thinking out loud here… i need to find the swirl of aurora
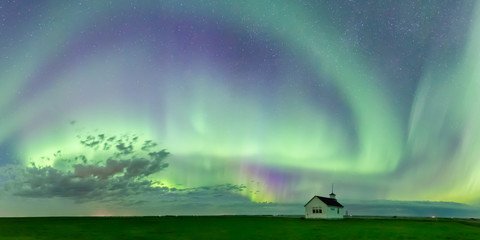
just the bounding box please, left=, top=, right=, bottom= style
left=0, top=0, right=479, bottom=215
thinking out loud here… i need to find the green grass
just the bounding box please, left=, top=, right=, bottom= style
left=0, top=216, right=479, bottom=239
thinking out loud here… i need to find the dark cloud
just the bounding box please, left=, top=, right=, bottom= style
left=115, top=143, right=134, bottom=156
left=141, top=199, right=480, bottom=217
left=71, top=150, right=169, bottom=181
left=342, top=200, right=480, bottom=218
left=0, top=133, right=170, bottom=204
left=141, top=140, right=158, bottom=152
left=1, top=161, right=246, bottom=206
left=80, top=135, right=101, bottom=149
left=2, top=154, right=169, bottom=204
left=78, top=133, right=142, bottom=156
left=0, top=133, right=247, bottom=207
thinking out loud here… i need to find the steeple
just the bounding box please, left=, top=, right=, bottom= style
left=329, top=184, right=336, bottom=199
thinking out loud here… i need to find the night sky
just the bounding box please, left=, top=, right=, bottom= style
left=1, top=0, right=480, bottom=217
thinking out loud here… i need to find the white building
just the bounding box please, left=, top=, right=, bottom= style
left=304, top=191, right=344, bottom=219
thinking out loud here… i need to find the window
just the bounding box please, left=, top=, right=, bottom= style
left=337, top=208, right=339, bottom=214
left=312, top=207, right=322, bottom=214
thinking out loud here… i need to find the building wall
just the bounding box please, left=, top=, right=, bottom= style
left=324, top=205, right=344, bottom=219
left=305, top=198, right=328, bottom=219
left=305, top=197, right=344, bottom=219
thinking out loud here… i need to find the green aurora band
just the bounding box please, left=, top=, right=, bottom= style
left=0, top=1, right=479, bottom=208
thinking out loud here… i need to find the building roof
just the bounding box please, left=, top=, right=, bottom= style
left=304, top=196, right=344, bottom=208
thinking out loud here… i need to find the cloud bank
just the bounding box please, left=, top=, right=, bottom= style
left=0, top=132, right=246, bottom=207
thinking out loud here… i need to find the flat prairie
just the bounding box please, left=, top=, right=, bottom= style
left=0, top=216, right=479, bottom=239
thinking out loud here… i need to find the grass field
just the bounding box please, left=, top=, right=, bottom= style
left=0, top=216, right=479, bottom=239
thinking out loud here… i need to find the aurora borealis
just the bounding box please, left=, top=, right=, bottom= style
left=1, top=0, right=480, bottom=217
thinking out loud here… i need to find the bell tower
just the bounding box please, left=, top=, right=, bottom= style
left=329, top=184, right=336, bottom=199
